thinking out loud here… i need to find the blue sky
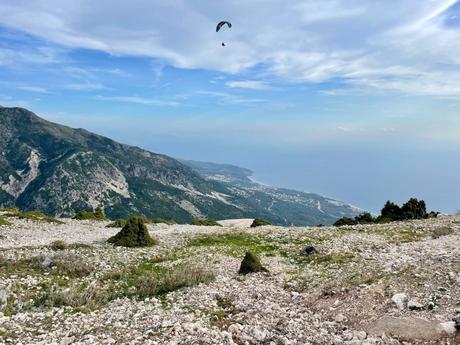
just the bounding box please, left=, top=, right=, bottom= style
left=1, top=0, right=460, bottom=213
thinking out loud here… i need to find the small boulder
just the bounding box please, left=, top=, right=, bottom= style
left=302, top=246, right=318, bottom=256
left=238, top=252, right=268, bottom=275
left=391, top=293, right=408, bottom=310
left=453, top=316, right=460, bottom=331
left=108, top=216, right=158, bottom=247
left=41, top=256, right=53, bottom=268
left=408, top=300, right=424, bottom=310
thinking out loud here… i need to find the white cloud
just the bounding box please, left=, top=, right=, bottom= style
left=197, top=91, right=265, bottom=104
left=1, top=1, right=460, bottom=97
left=226, top=80, right=270, bottom=90
left=16, top=86, right=48, bottom=93
left=65, top=83, right=107, bottom=91
left=94, top=95, right=179, bottom=106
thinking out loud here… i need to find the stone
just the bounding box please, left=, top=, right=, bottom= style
left=452, top=316, right=460, bottom=331
left=407, top=300, right=424, bottom=310
left=437, top=321, right=456, bottom=334
left=41, top=256, right=53, bottom=268
left=335, top=313, right=347, bottom=323
left=391, top=293, right=408, bottom=310
left=302, top=246, right=319, bottom=256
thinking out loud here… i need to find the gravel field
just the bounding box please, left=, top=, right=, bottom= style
left=0, top=214, right=459, bottom=344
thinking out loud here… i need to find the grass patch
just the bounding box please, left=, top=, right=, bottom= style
left=51, top=254, right=94, bottom=277
left=49, top=241, right=91, bottom=251
left=2, top=209, right=63, bottom=224
left=394, top=230, right=429, bottom=243
left=299, top=252, right=355, bottom=266
left=188, top=232, right=285, bottom=257
left=431, top=227, right=454, bottom=239
left=103, top=261, right=214, bottom=299
left=0, top=216, right=11, bottom=226
left=34, top=281, right=109, bottom=311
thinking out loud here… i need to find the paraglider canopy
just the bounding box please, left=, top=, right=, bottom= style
left=216, top=21, right=232, bottom=32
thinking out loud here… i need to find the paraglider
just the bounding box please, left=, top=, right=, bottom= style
left=216, top=21, right=232, bottom=46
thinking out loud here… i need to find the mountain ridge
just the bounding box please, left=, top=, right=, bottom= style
left=0, top=106, right=362, bottom=225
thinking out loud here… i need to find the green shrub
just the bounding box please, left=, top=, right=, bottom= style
left=73, top=206, right=107, bottom=221
left=93, top=205, right=107, bottom=220
left=250, top=219, right=271, bottom=227
left=3, top=210, right=62, bottom=224
left=108, top=216, right=158, bottom=247
left=381, top=201, right=404, bottom=221
left=106, top=219, right=127, bottom=228
left=401, top=198, right=427, bottom=220
left=50, top=240, right=68, bottom=250
left=153, top=218, right=176, bottom=225
left=238, top=251, right=268, bottom=275
left=73, top=210, right=96, bottom=220
left=333, top=217, right=358, bottom=226
left=354, top=212, right=375, bottom=224
left=190, top=219, right=221, bottom=226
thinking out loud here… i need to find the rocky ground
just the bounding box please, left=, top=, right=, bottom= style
left=0, top=213, right=459, bottom=345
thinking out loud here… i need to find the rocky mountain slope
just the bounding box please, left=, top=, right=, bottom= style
left=0, top=106, right=360, bottom=225
left=0, top=214, right=458, bottom=344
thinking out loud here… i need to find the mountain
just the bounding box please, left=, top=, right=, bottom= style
left=0, top=106, right=362, bottom=225
left=181, top=160, right=363, bottom=225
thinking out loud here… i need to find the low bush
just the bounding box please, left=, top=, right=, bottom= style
left=238, top=251, right=268, bottom=275
left=190, top=219, right=221, bottom=226
left=153, top=218, right=176, bottom=225
left=34, top=281, right=108, bottom=310
left=51, top=254, right=94, bottom=277
left=333, top=217, right=358, bottom=226
left=49, top=241, right=91, bottom=250
left=73, top=205, right=107, bottom=221
left=73, top=210, right=96, bottom=220
left=108, top=216, right=158, bottom=247
left=50, top=240, right=67, bottom=250
left=250, top=219, right=271, bottom=227
left=3, top=209, right=62, bottom=224
left=334, top=198, right=438, bottom=227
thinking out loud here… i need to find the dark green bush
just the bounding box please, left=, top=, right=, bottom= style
left=108, top=216, right=158, bottom=247
left=238, top=251, right=268, bottom=275
left=333, top=217, right=358, bottom=226
left=73, top=210, right=96, bottom=220
left=73, top=206, right=107, bottom=221
left=401, top=198, right=427, bottom=220
left=381, top=201, right=404, bottom=221
left=153, top=218, right=176, bottom=225
left=93, top=205, right=107, bottom=220
left=354, top=212, right=375, bottom=224
left=190, top=219, right=221, bottom=226
left=250, top=219, right=271, bottom=227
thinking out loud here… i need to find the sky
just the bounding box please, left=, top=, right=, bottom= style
left=1, top=0, right=460, bottom=213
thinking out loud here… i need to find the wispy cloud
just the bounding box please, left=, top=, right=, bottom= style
left=225, top=80, right=271, bottom=90
left=1, top=1, right=460, bottom=97
left=16, top=85, right=48, bottom=93
left=65, top=83, right=107, bottom=91
left=94, top=95, right=179, bottom=106
left=197, top=91, right=265, bottom=104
